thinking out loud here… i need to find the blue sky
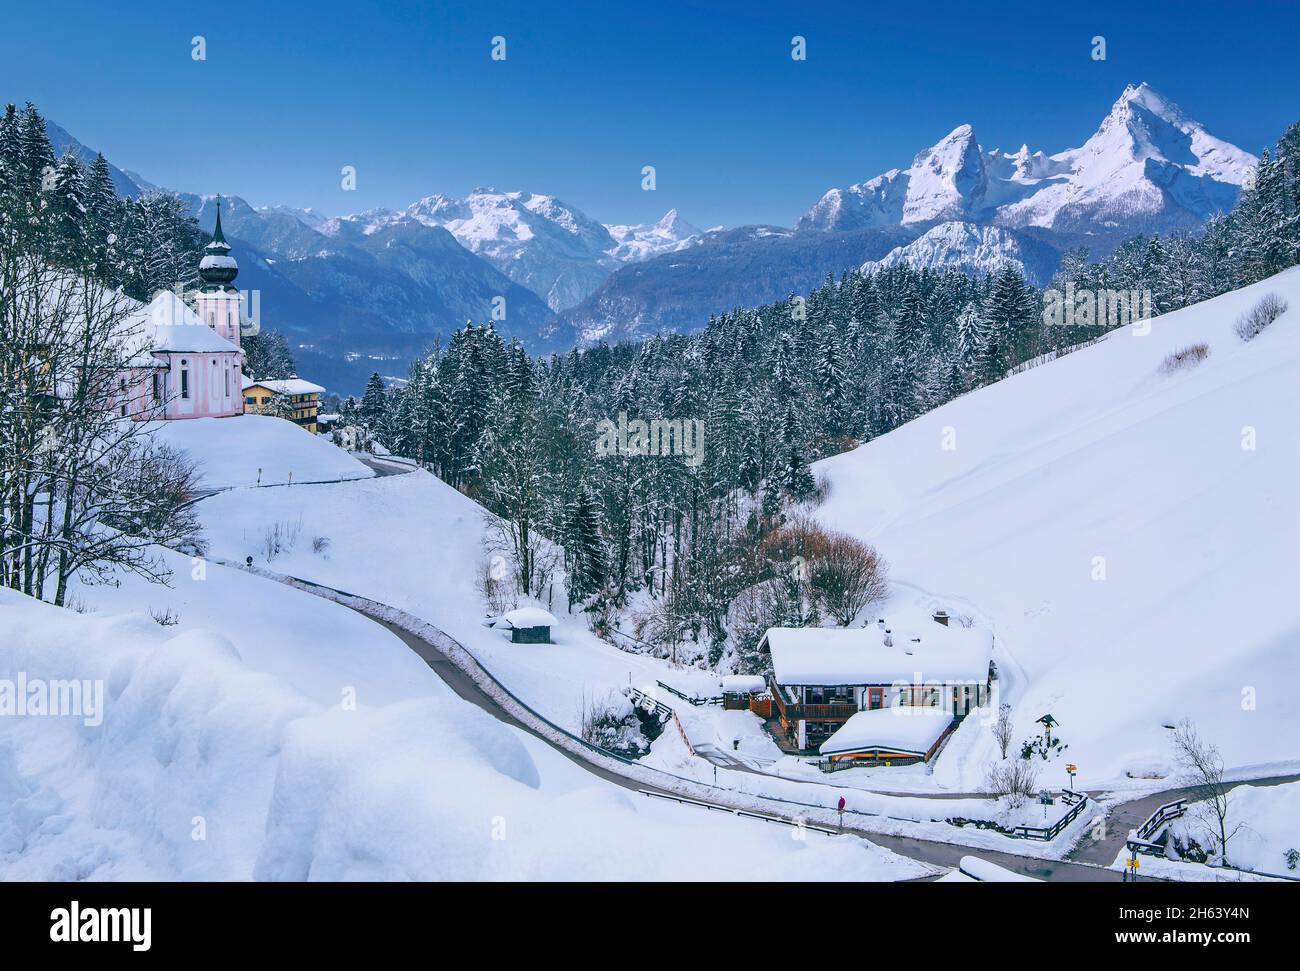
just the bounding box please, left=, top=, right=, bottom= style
left=2, top=0, right=1297, bottom=229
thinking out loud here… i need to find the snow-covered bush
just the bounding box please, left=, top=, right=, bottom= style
left=1235, top=292, right=1288, bottom=341
left=311, top=535, right=332, bottom=557
left=578, top=691, right=650, bottom=758
left=1160, top=342, right=1210, bottom=373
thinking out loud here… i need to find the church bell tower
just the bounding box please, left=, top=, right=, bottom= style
left=192, top=195, right=243, bottom=346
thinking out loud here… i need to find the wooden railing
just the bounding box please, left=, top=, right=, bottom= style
left=1009, top=792, right=1090, bottom=842
left=769, top=688, right=857, bottom=723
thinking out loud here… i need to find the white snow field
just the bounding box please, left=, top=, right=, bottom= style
left=0, top=579, right=927, bottom=881
left=813, top=266, right=1300, bottom=791
left=147, top=414, right=373, bottom=490
left=196, top=470, right=676, bottom=734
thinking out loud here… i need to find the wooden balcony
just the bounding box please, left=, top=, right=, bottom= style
left=769, top=687, right=857, bottom=724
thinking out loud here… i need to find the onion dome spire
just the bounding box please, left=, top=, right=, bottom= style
left=199, top=193, right=239, bottom=290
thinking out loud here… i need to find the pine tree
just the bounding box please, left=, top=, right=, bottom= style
left=48, top=152, right=86, bottom=261
left=358, top=372, right=390, bottom=432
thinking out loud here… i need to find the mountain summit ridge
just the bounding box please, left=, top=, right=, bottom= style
left=800, top=82, right=1256, bottom=238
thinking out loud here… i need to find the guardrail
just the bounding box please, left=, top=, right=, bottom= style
left=639, top=790, right=843, bottom=836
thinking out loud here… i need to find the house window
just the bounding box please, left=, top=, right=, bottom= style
left=152, top=373, right=161, bottom=401
left=245, top=396, right=255, bottom=405
left=224, top=367, right=230, bottom=396
left=180, top=368, right=189, bottom=399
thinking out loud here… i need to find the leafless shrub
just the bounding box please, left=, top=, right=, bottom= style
left=261, top=518, right=302, bottom=562
left=1160, top=342, right=1210, bottom=373
left=1235, top=292, right=1288, bottom=342
left=150, top=606, right=180, bottom=627
left=476, top=551, right=518, bottom=616
left=809, top=473, right=832, bottom=505
left=311, top=535, right=331, bottom=556
left=985, top=757, right=1039, bottom=809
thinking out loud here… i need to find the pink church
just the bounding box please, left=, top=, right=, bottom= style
left=117, top=201, right=248, bottom=420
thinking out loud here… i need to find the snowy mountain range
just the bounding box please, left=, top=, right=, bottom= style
left=312, top=189, right=701, bottom=312
left=802, top=83, right=1256, bottom=240
left=40, top=82, right=1260, bottom=389
left=565, top=83, right=1258, bottom=342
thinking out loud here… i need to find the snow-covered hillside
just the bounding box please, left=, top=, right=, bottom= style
left=812, top=267, right=1300, bottom=788
left=801, top=83, right=1255, bottom=242
left=0, top=557, right=924, bottom=880
left=148, top=415, right=373, bottom=490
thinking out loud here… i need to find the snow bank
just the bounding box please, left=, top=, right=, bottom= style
left=148, top=414, right=373, bottom=489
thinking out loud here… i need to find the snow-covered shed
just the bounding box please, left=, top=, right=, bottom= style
left=485, top=607, right=558, bottom=644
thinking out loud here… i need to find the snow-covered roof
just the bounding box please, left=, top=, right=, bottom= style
left=721, top=675, right=766, bottom=694
left=242, top=377, right=325, bottom=396
left=502, top=607, right=557, bottom=629
left=819, top=706, right=952, bottom=757
left=199, top=254, right=238, bottom=271
left=765, top=608, right=992, bottom=685
left=122, top=290, right=240, bottom=357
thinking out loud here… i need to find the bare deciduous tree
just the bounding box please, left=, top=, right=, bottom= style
left=993, top=703, right=1014, bottom=760
left=1172, top=718, right=1244, bottom=865
left=807, top=533, right=889, bottom=625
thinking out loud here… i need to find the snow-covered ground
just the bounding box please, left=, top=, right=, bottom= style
left=1111, top=781, right=1300, bottom=881
left=195, top=471, right=672, bottom=734
left=148, top=414, right=373, bottom=490
left=0, top=578, right=928, bottom=881
left=814, top=267, right=1300, bottom=792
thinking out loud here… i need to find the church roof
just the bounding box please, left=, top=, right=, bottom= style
left=123, top=290, right=241, bottom=357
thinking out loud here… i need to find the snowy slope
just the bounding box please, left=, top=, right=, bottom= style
left=862, top=221, right=1061, bottom=285
left=147, top=415, right=373, bottom=490
left=195, top=470, right=676, bottom=732
left=0, top=575, right=923, bottom=880
left=812, top=267, right=1300, bottom=788
left=801, top=84, right=1255, bottom=243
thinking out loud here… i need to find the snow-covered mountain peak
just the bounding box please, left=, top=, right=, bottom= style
left=604, top=209, right=703, bottom=262
left=802, top=83, right=1257, bottom=239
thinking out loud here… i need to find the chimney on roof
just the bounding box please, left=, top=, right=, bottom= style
left=933, top=609, right=950, bottom=627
